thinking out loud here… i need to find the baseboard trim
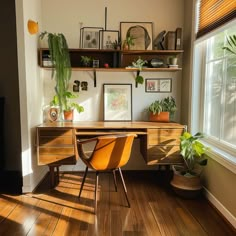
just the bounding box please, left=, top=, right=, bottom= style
left=203, top=187, right=236, bottom=229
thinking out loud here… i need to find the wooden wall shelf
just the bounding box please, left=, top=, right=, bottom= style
left=38, top=48, right=183, bottom=70
left=38, top=48, right=183, bottom=87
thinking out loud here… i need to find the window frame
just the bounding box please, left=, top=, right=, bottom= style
left=192, top=19, right=236, bottom=166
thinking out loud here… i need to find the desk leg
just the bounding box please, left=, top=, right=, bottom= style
left=49, top=165, right=60, bottom=188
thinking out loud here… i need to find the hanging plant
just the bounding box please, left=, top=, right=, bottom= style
left=132, top=57, right=148, bottom=85
left=40, top=31, right=72, bottom=114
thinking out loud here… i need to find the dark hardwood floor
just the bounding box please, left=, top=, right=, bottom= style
left=0, top=171, right=235, bottom=236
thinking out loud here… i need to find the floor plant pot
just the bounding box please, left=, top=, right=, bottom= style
left=149, top=112, right=169, bottom=122
left=170, top=165, right=202, bottom=198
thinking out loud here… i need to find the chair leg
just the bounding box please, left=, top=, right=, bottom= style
left=95, top=171, right=99, bottom=213
left=112, top=169, right=118, bottom=192
left=78, top=166, right=88, bottom=198
left=118, top=168, right=130, bottom=208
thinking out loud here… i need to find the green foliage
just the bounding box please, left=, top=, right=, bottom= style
left=50, top=91, right=84, bottom=113
left=180, top=132, right=209, bottom=176
left=40, top=31, right=72, bottom=113
left=222, top=34, right=236, bottom=55
left=124, top=35, right=135, bottom=47
left=148, top=96, right=177, bottom=117
left=80, top=56, right=92, bottom=66
left=132, top=57, right=148, bottom=85
left=132, top=57, right=148, bottom=70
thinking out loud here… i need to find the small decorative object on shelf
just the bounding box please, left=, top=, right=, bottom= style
left=93, top=59, right=99, bottom=68
left=42, top=54, right=52, bottom=67
left=150, top=58, right=164, bottom=68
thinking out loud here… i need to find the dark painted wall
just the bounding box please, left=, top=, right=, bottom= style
left=0, top=1, right=22, bottom=193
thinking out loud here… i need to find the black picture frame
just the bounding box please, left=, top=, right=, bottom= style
left=99, top=30, right=119, bottom=49
left=120, top=21, right=153, bottom=50
left=103, top=83, right=132, bottom=121
left=80, top=27, right=103, bottom=49
left=145, top=78, right=172, bottom=93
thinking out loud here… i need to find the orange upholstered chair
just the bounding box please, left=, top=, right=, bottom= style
left=77, top=134, right=136, bottom=213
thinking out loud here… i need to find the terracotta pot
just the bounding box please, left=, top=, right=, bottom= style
left=149, top=112, right=169, bottom=122
left=123, top=42, right=129, bottom=50
left=64, top=110, right=74, bottom=121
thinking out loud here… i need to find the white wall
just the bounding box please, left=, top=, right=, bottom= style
left=15, top=0, right=47, bottom=192
left=41, top=0, right=184, bottom=123
left=40, top=0, right=184, bottom=171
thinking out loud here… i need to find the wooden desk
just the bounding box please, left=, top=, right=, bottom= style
left=36, top=121, right=185, bottom=187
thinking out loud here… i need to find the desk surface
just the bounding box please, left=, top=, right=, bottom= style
left=38, top=121, right=185, bottom=129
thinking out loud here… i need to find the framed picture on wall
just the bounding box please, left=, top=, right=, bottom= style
left=120, top=21, right=153, bottom=50
left=80, top=27, right=103, bottom=49
left=103, top=84, right=132, bottom=121
left=145, top=78, right=172, bottom=92
left=99, top=30, right=119, bottom=49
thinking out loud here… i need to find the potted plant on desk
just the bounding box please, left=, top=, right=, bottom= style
left=50, top=91, right=84, bottom=121
left=148, top=96, right=177, bottom=122
left=170, top=132, right=209, bottom=198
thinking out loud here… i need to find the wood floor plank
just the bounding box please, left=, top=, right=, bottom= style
left=177, top=196, right=236, bottom=236
left=0, top=195, right=18, bottom=223
left=0, top=171, right=235, bottom=236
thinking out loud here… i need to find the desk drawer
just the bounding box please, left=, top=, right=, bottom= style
left=38, top=155, right=76, bottom=165
left=37, top=127, right=77, bottom=166
left=146, top=145, right=182, bottom=165
left=148, top=129, right=183, bottom=145
left=39, top=147, right=75, bottom=155
left=39, top=129, right=73, bottom=136
left=39, top=136, right=73, bottom=146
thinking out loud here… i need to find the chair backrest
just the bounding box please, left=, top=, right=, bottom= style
left=79, top=134, right=136, bottom=170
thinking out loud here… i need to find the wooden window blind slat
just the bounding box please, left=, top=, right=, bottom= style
left=197, top=0, right=236, bottom=38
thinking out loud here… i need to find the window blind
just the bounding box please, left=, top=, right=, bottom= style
left=197, top=0, right=236, bottom=38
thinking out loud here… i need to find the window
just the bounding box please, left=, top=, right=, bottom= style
left=195, top=23, right=236, bottom=155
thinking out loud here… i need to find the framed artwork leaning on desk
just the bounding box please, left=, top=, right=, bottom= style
left=103, top=83, right=132, bottom=121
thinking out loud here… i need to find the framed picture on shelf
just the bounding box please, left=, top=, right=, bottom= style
left=120, top=21, right=153, bottom=50
left=103, top=84, right=132, bottom=121
left=99, top=30, right=119, bottom=49
left=145, top=78, right=172, bottom=93
left=80, top=27, right=103, bottom=49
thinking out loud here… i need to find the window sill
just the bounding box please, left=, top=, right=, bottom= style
left=204, top=143, right=236, bottom=174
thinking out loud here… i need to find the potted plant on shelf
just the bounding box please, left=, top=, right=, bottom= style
left=148, top=96, right=177, bottom=122
left=40, top=31, right=72, bottom=120
left=170, top=132, right=209, bottom=198
left=80, top=56, right=93, bottom=67
left=50, top=91, right=84, bottom=121
left=132, top=57, right=148, bottom=85
left=123, top=35, right=135, bottom=50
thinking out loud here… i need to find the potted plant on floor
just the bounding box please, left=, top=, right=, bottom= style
left=148, top=96, right=177, bottom=122
left=40, top=31, right=72, bottom=120
left=50, top=91, right=84, bottom=121
left=170, top=132, right=209, bottom=198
